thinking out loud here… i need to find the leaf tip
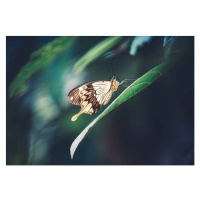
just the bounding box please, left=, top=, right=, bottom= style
left=70, top=145, right=75, bottom=159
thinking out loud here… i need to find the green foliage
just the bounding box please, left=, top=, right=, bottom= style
left=8, top=36, right=185, bottom=161
left=70, top=57, right=180, bottom=159
left=73, top=36, right=124, bottom=73
left=9, top=36, right=76, bottom=98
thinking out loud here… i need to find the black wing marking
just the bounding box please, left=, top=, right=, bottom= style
left=68, top=81, right=95, bottom=106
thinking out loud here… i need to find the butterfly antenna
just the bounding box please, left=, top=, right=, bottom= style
left=110, top=62, right=113, bottom=77
left=109, top=63, right=123, bottom=82
left=116, top=75, right=121, bottom=82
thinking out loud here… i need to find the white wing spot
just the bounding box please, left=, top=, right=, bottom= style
left=70, top=96, right=73, bottom=100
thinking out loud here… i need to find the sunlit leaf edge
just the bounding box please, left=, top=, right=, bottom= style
left=70, top=57, right=179, bottom=159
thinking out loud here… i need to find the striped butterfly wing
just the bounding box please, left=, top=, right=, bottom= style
left=68, top=80, right=111, bottom=116
left=68, top=81, right=95, bottom=106
left=90, top=81, right=112, bottom=114
left=102, top=90, right=113, bottom=105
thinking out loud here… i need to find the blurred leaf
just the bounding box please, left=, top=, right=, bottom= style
left=9, top=36, right=76, bottom=98
left=103, top=37, right=133, bottom=59
left=73, top=36, right=124, bottom=74
left=163, top=36, right=175, bottom=47
left=70, top=56, right=180, bottom=159
left=163, top=36, right=177, bottom=58
left=129, top=36, right=153, bottom=56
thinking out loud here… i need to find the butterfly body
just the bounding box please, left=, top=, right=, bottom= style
left=68, top=76, right=119, bottom=121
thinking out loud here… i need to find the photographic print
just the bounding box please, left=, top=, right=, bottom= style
left=6, top=36, right=194, bottom=165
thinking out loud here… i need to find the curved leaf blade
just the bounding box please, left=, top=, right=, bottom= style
left=70, top=57, right=179, bottom=159
left=73, top=36, right=124, bottom=74
left=9, top=36, right=76, bottom=98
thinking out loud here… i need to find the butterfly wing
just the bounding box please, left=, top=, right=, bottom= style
left=68, top=81, right=112, bottom=121
left=102, top=90, right=113, bottom=105
left=91, top=81, right=111, bottom=113
left=68, top=81, right=95, bottom=106
left=68, top=87, right=81, bottom=106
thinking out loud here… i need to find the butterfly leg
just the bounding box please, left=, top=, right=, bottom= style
left=119, top=79, right=136, bottom=85
left=120, top=84, right=129, bottom=88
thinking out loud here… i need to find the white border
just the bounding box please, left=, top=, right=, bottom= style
left=1, top=0, right=199, bottom=200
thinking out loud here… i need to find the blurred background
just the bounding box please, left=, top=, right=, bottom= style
left=6, top=36, right=194, bottom=165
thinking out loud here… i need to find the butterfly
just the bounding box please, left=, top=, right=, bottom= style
left=68, top=76, right=122, bottom=121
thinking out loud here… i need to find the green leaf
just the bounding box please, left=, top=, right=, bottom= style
left=70, top=57, right=179, bottom=159
left=9, top=36, right=76, bottom=98
left=73, top=36, right=124, bottom=74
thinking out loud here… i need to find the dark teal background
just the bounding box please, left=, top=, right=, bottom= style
left=6, top=36, right=194, bottom=165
